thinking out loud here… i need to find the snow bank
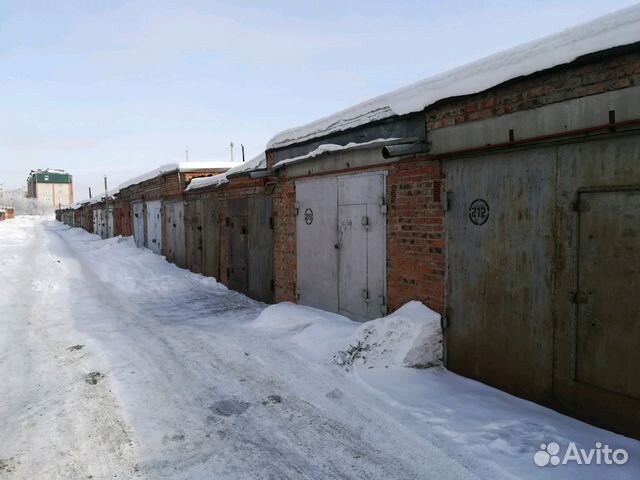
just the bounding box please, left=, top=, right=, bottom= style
left=267, top=5, right=640, bottom=150
left=186, top=152, right=267, bottom=191
left=335, top=301, right=443, bottom=369
left=250, top=300, right=442, bottom=368
left=273, top=138, right=400, bottom=168
left=250, top=302, right=358, bottom=361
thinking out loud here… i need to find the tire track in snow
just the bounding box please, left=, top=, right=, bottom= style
left=0, top=218, right=141, bottom=480
left=49, top=221, right=480, bottom=480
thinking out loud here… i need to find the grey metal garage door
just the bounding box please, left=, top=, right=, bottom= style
left=444, top=148, right=556, bottom=401
left=296, top=172, right=387, bottom=321
left=132, top=202, right=145, bottom=248
left=575, top=188, right=640, bottom=400
left=202, top=198, right=221, bottom=279
left=145, top=200, right=162, bottom=254
left=163, top=200, right=186, bottom=268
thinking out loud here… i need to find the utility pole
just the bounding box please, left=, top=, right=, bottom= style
left=230, top=142, right=234, bottom=162
left=89, top=187, right=92, bottom=199
left=104, top=176, right=109, bottom=238
left=241, top=144, right=246, bottom=162
left=185, top=149, right=189, bottom=162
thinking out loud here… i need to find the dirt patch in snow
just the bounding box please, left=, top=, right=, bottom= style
left=67, top=344, right=84, bottom=352
left=209, top=399, right=250, bottom=417
left=262, top=395, right=282, bottom=405
left=0, top=457, right=15, bottom=474
left=85, top=371, right=104, bottom=385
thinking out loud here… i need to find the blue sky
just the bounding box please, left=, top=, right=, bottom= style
left=1, top=0, right=638, bottom=199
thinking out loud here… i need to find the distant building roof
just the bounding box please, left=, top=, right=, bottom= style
left=29, top=169, right=73, bottom=184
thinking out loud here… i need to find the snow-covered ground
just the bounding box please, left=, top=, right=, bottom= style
left=1, top=216, right=638, bottom=479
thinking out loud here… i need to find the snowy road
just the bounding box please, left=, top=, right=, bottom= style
left=1, top=217, right=639, bottom=480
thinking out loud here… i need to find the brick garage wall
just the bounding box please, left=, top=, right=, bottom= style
left=387, top=158, right=445, bottom=313
left=165, top=171, right=225, bottom=199
left=427, top=50, right=640, bottom=130
left=273, top=175, right=297, bottom=303
left=270, top=156, right=446, bottom=314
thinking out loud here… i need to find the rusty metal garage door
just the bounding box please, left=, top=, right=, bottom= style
left=132, top=202, right=145, bottom=248
left=202, top=198, right=221, bottom=279
left=163, top=200, right=186, bottom=268
left=228, top=199, right=248, bottom=294
left=225, top=197, right=274, bottom=302
left=574, top=188, right=640, bottom=399
left=444, top=148, right=556, bottom=401
left=185, top=199, right=203, bottom=273
left=248, top=196, right=274, bottom=303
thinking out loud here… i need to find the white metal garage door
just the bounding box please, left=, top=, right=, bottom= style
left=296, top=172, right=387, bottom=321
left=132, top=202, right=145, bottom=248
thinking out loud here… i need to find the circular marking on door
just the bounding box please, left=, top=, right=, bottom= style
left=468, top=199, right=490, bottom=225
left=304, top=208, right=314, bottom=225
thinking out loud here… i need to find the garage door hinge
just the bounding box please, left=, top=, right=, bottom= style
left=445, top=191, right=453, bottom=212
left=269, top=217, right=274, bottom=229
left=379, top=295, right=388, bottom=314
left=295, top=202, right=300, bottom=216
left=378, top=196, right=387, bottom=214
left=296, top=289, right=300, bottom=301
left=270, top=280, right=275, bottom=292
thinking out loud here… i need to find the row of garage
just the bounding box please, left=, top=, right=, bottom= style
left=57, top=16, right=640, bottom=439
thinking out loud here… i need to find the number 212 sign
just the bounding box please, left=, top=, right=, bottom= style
left=468, top=199, right=490, bottom=225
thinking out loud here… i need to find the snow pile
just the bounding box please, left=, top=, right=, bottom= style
left=250, top=302, right=358, bottom=361
left=250, top=300, right=442, bottom=369
left=268, top=4, right=640, bottom=149
left=273, top=138, right=400, bottom=168
left=335, top=301, right=443, bottom=369
left=186, top=152, right=267, bottom=191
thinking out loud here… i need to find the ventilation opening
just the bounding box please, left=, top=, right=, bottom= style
left=390, top=185, right=397, bottom=207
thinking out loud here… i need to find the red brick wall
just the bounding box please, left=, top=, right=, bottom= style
left=387, top=158, right=445, bottom=313
left=273, top=177, right=297, bottom=302
left=113, top=201, right=132, bottom=237
left=427, top=50, right=640, bottom=130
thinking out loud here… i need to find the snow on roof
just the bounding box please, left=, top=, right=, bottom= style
left=117, top=161, right=236, bottom=193
left=273, top=138, right=401, bottom=168
left=73, top=161, right=235, bottom=206
left=186, top=153, right=267, bottom=191
left=267, top=5, right=640, bottom=150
